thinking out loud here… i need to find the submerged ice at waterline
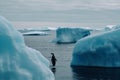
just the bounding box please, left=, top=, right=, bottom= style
left=71, top=29, right=120, bottom=67
left=0, top=16, right=54, bottom=80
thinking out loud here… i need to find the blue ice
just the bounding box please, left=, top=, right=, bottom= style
left=71, top=29, right=120, bottom=67
left=0, top=16, right=54, bottom=80
left=55, top=27, right=90, bottom=43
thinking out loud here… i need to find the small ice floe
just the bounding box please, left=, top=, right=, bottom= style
left=23, top=31, right=49, bottom=36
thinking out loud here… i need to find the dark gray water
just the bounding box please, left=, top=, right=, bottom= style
left=24, top=30, right=120, bottom=80
left=24, top=31, right=75, bottom=80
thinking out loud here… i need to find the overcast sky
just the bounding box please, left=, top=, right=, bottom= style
left=0, top=0, right=120, bottom=27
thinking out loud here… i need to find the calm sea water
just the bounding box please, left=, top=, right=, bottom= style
left=24, top=30, right=120, bottom=80
left=24, top=31, right=75, bottom=80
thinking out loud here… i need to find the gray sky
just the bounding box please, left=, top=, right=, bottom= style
left=0, top=0, right=120, bottom=27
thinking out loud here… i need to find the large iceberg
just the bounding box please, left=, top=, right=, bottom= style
left=71, top=29, right=120, bottom=67
left=0, top=16, right=54, bottom=80
left=54, top=27, right=90, bottom=43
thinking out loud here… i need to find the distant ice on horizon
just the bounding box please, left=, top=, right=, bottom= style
left=104, top=25, right=120, bottom=31
left=22, top=31, right=48, bottom=36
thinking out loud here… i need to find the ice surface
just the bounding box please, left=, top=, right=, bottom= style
left=0, top=16, right=54, bottom=80
left=23, top=31, right=48, bottom=36
left=71, top=29, right=120, bottom=67
left=54, top=27, right=90, bottom=43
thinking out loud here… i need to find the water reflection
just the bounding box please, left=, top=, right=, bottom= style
left=71, top=66, right=120, bottom=80
left=51, top=67, right=56, bottom=75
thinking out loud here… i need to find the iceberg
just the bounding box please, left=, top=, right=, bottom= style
left=54, top=27, right=90, bottom=43
left=23, top=31, right=48, bottom=36
left=0, top=16, right=54, bottom=80
left=71, top=29, right=120, bottom=67
left=104, top=25, right=120, bottom=31
left=18, top=27, right=56, bottom=33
